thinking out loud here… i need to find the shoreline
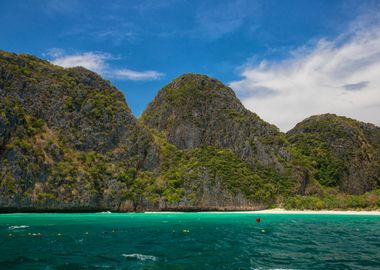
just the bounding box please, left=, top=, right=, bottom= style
left=145, top=208, right=380, bottom=215
left=1, top=208, right=380, bottom=215
left=250, top=208, right=380, bottom=215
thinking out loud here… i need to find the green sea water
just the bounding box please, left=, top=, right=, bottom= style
left=0, top=213, right=379, bottom=269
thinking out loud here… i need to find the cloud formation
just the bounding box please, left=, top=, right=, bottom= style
left=230, top=25, right=380, bottom=131
left=112, top=69, right=164, bottom=80
left=50, top=52, right=109, bottom=74
left=49, top=51, right=164, bottom=81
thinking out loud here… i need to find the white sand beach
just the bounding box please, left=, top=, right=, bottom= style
left=252, top=208, right=380, bottom=215
left=145, top=209, right=380, bottom=215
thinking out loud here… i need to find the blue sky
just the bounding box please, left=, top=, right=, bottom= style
left=1, top=0, right=379, bottom=130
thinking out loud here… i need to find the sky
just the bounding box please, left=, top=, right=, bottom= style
left=1, top=0, right=379, bottom=131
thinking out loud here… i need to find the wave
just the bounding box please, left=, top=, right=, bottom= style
left=91, top=264, right=113, bottom=269
left=99, top=211, right=112, bottom=214
left=122, top=253, right=157, bottom=261
left=8, top=225, right=30, bottom=230
left=252, top=268, right=298, bottom=270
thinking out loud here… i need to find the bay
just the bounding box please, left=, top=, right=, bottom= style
left=1, top=213, right=379, bottom=269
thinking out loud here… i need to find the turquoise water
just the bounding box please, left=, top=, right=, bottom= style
left=0, top=213, right=379, bottom=269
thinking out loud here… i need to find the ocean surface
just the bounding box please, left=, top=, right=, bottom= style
left=0, top=213, right=379, bottom=270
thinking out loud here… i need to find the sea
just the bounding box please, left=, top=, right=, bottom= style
left=0, top=212, right=379, bottom=269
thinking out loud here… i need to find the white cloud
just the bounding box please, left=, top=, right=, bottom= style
left=49, top=51, right=164, bottom=81
left=113, top=69, right=164, bottom=80
left=51, top=52, right=110, bottom=74
left=230, top=25, right=380, bottom=131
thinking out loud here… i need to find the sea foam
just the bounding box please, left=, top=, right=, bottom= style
left=8, top=225, right=30, bottom=230
left=122, top=253, right=158, bottom=261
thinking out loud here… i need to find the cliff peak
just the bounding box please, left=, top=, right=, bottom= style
left=141, top=73, right=303, bottom=190
left=0, top=51, right=158, bottom=211
left=287, top=113, right=380, bottom=194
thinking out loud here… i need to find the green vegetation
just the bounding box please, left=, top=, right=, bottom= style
left=287, top=114, right=380, bottom=195
left=287, top=131, right=345, bottom=186
left=148, top=127, right=291, bottom=206
left=284, top=190, right=380, bottom=210
left=1, top=51, right=379, bottom=211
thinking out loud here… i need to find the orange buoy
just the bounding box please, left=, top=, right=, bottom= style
left=256, top=217, right=261, bottom=223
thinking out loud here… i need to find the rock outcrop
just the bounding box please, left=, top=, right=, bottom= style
left=0, top=50, right=158, bottom=211
left=141, top=74, right=307, bottom=185
left=0, top=51, right=379, bottom=211
left=287, top=114, right=380, bottom=194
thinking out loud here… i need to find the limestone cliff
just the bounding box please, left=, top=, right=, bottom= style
left=287, top=114, right=380, bottom=194
left=141, top=74, right=307, bottom=192
left=1, top=51, right=379, bottom=211
left=0, top=50, right=158, bottom=211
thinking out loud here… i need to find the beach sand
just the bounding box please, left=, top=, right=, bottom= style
left=145, top=208, right=380, bottom=215
left=252, top=208, right=380, bottom=215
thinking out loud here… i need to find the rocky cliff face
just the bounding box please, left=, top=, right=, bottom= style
left=0, top=51, right=158, bottom=211
left=141, top=74, right=302, bottom=179
left=143, top=129, right=281, bottom=211
left=287, top=114, right=380, bottom=194
left=1, top=51, right=379, bottom=211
